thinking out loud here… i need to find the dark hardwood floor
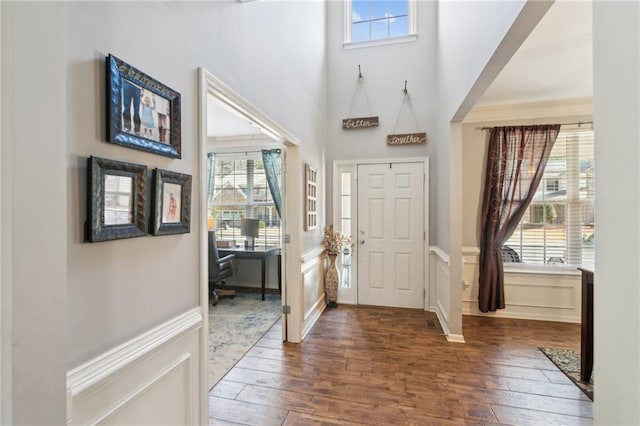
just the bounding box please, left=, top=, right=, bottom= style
left=209, top=305, right=592, bottom=425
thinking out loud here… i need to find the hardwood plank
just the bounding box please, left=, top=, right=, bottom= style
left=491, top=404, right=592, bottom=425
left=236, top=384, right=469, bottom=425
left=542, top=369, right=575, bottom=385
left=210, top=380, right=246, bottom=399
left=445, top=384, right=593, bottom=418
left=209, top=396, right=288, bottom=426
left=227, top=364, right=489, bottom=422
left=283, top=411, right=368, bottom=425
left=209, top=418, right=247, bottom=426
left=255, top=336, right=284, bottom=349
left=208, top=306, right=593, bottom=425
left=406, top=371, right=589, bottom=401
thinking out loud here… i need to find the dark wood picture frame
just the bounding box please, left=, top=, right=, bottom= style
left=106, top=54, right=181, bottom=158
left=86, top=156, right=148, bottom=242
left=151, top=168, right=192, bottom=236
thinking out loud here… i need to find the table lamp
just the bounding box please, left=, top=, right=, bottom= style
left=240, top=218, right=260, bottom=249
left=207, top=215, right=216, bottom=232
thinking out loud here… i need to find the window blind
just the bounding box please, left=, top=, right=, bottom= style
left=504, top=124, right=594, bottom=266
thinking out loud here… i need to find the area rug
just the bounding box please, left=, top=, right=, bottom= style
left=208, top=290, right=281, bottom=390
left=540, top=347, right=593, bottom=400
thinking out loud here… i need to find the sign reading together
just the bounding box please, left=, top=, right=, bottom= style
left=387, top=132, right=427, bottom=146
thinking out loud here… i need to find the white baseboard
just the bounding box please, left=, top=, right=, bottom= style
left=434, top=304, right=449, bottom=336
left=66, top=308, right=203, bottom=425
left=445, top=334, right=466, bottom=343
left=302, top=296, right=325, bottom=340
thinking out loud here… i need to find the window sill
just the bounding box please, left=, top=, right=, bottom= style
left=343, top=34, right=417, bottom=50
left=503, top=263, right=581, bottom=276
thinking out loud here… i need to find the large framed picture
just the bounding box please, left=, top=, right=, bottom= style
left=86, top=156, right=148, bottom=242
left=151, top=168, right=192, bottom=236
left=106, top=54, right=181, bottom=158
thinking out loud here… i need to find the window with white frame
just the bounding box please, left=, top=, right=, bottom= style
left=345, top=0, right=417, bottom=46
left=333, top=163, right=357, bottom=305
left=339, top=171, right=353, bottom=289
left=210, top=154, right=281, bottom=247
left=504, top=125, right=594, bottom=267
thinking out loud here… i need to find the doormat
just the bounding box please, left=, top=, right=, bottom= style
left=539, top=347, right=593, bottom=401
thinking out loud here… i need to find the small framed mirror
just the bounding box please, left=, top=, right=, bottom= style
left=86, top=156, right=148, bottom=242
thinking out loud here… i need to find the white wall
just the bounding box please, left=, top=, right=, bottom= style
left=434, top=0, right=526, bottom=253
left=434, top=0, right=552, bottom=338
left=593, top=2, right=640, bottom=424
left=4, top=1, right=327, bottom=423
left=3, top=3, right=68, bottom=424
left=325, top=0, right=436, bottom=220
left=64, top=0, right=326, bottom=363
left=326, top=2, right=435, bottom=161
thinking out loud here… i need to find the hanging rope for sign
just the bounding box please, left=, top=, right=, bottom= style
left=387, top=80, right=427, bottom=145
left=342, top=65, right=379, bottom=129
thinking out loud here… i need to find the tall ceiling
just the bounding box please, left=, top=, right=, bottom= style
left=208, top=1, right=593, bottom=136
left=475, top=1, right=593, bottom=107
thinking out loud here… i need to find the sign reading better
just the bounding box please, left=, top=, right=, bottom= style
left=342, top=116, right=379, bottom=129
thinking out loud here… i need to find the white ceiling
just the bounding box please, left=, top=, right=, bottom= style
left=207, top=94, right=265, bottom=138
left=475, top=1, right=593, bottom=107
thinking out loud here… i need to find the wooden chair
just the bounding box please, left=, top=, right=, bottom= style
left=208, top=231, right=236, bottom=305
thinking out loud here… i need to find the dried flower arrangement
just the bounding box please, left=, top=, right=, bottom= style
left=322, top=225, right=353, bottom=256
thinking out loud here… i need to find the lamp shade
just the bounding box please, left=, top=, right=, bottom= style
left=240, top=218, right=260, bottom=238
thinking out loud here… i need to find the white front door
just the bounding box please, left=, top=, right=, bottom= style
left=357, top=162, right=424, bottom=308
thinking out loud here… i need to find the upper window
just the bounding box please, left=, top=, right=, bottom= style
left=504, top=125, right=595, bottom=267
left=345, top=0, right=417, bottom=48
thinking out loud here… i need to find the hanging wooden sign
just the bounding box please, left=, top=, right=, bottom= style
left=387, top=132, right=427, bottom=145
left=342, top=116, right=379, bottom=130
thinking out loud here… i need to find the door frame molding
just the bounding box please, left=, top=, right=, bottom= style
left=198, top=68, right=303, bottom=423
left=332, top=157, right=429, bottom=309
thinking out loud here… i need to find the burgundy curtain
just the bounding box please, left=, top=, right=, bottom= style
left=478, top=125, right=560, bottom=312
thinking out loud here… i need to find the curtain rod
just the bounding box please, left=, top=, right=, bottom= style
left=212, top=149, right=264, bottom=156
left=475, top=121, right=593, bottom=131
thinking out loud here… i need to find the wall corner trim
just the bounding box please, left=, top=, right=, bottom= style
left=67, top=307, right=202, bottom=398
left=434, top=304, right=465, bottom=343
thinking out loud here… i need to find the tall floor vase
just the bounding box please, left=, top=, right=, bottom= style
left=325, top=254, right=339, bottom=308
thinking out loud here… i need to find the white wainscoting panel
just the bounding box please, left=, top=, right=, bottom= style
left=429, top=247, right=453, bottom=338
left=66, top=308, right=203, bottom=425
left=301, top=247, right=326, bottom=339
left=462, top=247, right=582, bottom=323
